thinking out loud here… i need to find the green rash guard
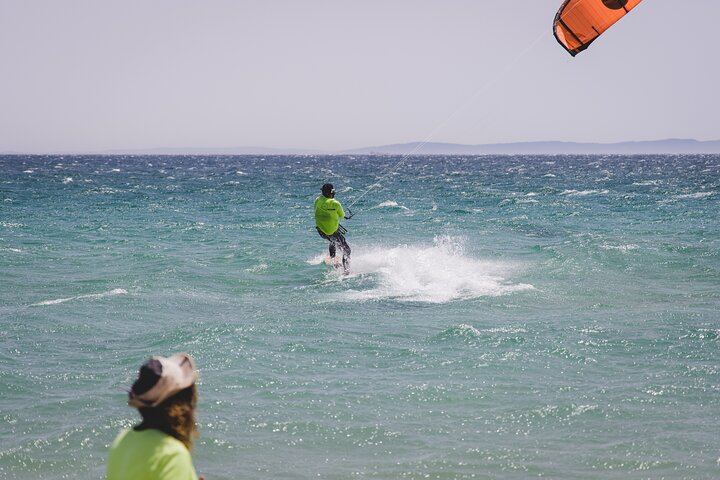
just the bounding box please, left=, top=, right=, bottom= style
left=107, top=428, right=198, bottom=480
left=314, top=196, right=345, bottom=235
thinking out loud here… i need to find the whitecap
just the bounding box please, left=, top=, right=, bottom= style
left=675, top=192, right=713, bottom=199
left=32, top=288, right=128, bottom=307
left=483, top=326, right=528, bottom=334
left=376, top=200, right=409, bottom=210
left=560, top=189, right=608, bottom=196
left=456, top=323, right=483, bottom=336
left=246, top=263, right=268, bottom=273
left=570, top=404, right=599, bottom=416
left=599, top=243, right=639, bottom=252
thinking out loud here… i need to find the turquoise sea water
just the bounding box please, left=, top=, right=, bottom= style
left=1, top=154, right=718, bottom=479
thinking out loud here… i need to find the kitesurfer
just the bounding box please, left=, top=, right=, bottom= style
left=314, top=183, right=352, bottom=272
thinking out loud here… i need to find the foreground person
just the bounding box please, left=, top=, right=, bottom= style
left=107, top=353, right=202, bottom=480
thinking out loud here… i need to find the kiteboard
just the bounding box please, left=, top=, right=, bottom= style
left=323, top=255, right=343, bottom=268
left=323, top=255, right=351, bottom=276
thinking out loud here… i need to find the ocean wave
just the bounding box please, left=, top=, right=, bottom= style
left=674, top=192, right=714, bottom=200
left=679, top=328, right=719, bottom=341
left=441, top=323, right=483, bottom=339
left=246, top=263, right=268, bottom=273
left=376, top=200, right=409, bottom=210
left=483, top=326, right=528, bottom=335
left=560, top=189, right=609, bottom=197
left=433, top=324, right=529, bottom=345
left=1, top=222, right=24, bottom=228
left=529, top=403, right=600, bottom=419
left=599, top=243, right=639, bottom=252
left=31, top=288, right=128, bottom=307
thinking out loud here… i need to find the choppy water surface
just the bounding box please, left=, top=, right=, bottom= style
left=1, top=155, right=719, bottom=479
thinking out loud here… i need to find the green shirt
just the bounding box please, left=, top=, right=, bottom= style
left=314, top=196, right=345, bottom=235
left=107, top=428, right=198, bottom=480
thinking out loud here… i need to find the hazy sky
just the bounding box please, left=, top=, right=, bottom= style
left=1, top=1, right=718, bottom=153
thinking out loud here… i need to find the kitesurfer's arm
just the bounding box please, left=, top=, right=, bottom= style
left=335, top=201, right=346, bottom=220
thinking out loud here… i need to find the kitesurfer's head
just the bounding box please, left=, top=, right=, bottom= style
left=321, top=183, right=335, bottom=198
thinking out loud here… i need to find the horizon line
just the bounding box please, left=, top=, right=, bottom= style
left=3, top=138, right=720, bottom=156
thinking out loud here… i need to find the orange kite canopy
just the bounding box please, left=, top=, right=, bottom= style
left=553, top=0, right=643, bottom=56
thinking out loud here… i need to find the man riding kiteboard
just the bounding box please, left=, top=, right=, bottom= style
left=314, top=183, right=352, bottom=273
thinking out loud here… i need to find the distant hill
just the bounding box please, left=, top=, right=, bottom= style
left=99, top=146, right=321, bottom=156
left=111, top=139, right=720, bottom=155
left=3, top=139, right=720, bottom=156
left=341, top=139, right=720, bottom=155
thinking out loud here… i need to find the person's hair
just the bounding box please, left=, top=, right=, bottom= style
left=135, top=384, right=199, bottom=450
left=321, top=183, right=334, bottom=197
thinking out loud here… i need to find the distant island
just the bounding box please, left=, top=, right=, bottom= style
left=3, top=139, right=720, bottom=156
left=340, top=139, right=720, bottom=155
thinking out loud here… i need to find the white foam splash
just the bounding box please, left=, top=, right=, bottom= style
left=307, top=254, right=327, bottom=266
left=32, top=288, right=128, bottom=306
left=334, top=236, right=533, bottom=303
